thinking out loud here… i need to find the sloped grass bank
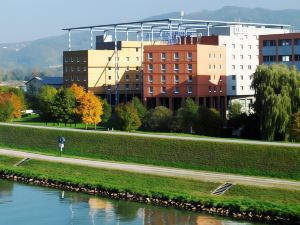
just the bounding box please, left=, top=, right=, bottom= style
left=0, top=155, right=299, bottom=224
left=0, top=125, right=300, bottom=180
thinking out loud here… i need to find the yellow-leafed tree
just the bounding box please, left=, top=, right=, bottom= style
left=69, top=84, right=86, bottom=126
left=10, top=93, right=22, bottom=119
left=79, top=91, right=103, bottom=129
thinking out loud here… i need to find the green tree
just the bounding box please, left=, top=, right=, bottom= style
left=252, top=64, right=300, bottom=141
left=115, top=103, right=141, bottom=131
left=288, top=110, right=300, bottom=142
left=196, top=107, right=224, bottom=137
left=37, top=85, right=57, bottom=124
left=143, top=106, right=173, bottom=132
left=172, top=98, right=199, bottom=133
left=100, top=98, right=112, bottom=127
left=50, top=89, right=75, bottom=126
left=228, top=101, right=242, bottom=119
left=131, top=97, right=146, bottom=121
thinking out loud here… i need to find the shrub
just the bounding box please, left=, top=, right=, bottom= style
left=196, top=107, right=223, bottom=136
left=115, top=103, right=141, bottom=131
left=143, top=106, right=173, bottom=132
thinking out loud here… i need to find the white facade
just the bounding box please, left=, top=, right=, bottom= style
left=201, top=25, right=289, bottom=113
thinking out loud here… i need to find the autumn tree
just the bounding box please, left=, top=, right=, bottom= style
left=79, top=91, right=103, bottom=129
left=115, top=103, right=141, bottom=131
left=10, top=93, right=22, bottom=118
left=69, top=84, right=86, bottom=126
left=0, top=93, right=14, bottom=122
left=252, top=64, right=300, bottom=141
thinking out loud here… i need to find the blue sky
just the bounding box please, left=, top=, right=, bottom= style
left=1, top=0, right=300, bottom=43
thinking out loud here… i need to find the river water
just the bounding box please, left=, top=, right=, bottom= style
left=0, top=179, right=269, bottom=225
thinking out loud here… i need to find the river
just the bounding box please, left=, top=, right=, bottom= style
left=0, top=179, right=271, bottom=225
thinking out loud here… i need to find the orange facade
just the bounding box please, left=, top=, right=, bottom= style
left=143, top=43, right=227, bottom=113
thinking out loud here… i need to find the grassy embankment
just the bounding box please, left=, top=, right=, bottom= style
left=0, top=155, right=299, bottom=221
left=0, top=125, right=300, bottom=181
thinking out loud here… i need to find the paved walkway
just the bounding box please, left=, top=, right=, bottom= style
left=1, top=148, right=300, bottom=191
left=1, top=122, right=300, bottom=147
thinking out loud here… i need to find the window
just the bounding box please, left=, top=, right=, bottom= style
left=240, top=65, right=244, bottom=70
left=125, top=74, right=129, bottom=81
left=240, top=44, right=244, bottom=49
left=188, top=75, right=192, bottom=83
left=220, top=86, right=222, bottom=93
left=77, top=66, right=80, bottom=72
left=161, top=52, right=166, bottom=60
left=64, top=57, right=69, bottom=63
left=108, top=67, right=111, bottom=70
left=174, top=52, right=179, bottom=60
left=240, top=55, right=244, bottom=59
left=232, top=54, right=236, bottom=59
left=232, top=75, right=236, bottom=80
left=64, top=67, right=68, bottom=73
left=125, top=84, right=129, bottom=90
left=149, top=86, right=153, bottom=94
left=219, top=65, right=222, bottom=70
left=214, top=86, right=217, bottom=93
left=248, top=55, right=252, bottom=60
left=148, top=75, right=153, bottom=83
left=279, top=55, right=291, bottom=62
left=161, top=75, right=166, bottom=83
left=77, top=57, right=80, bottom=63
left=108, top=76, right=111, bottom=80
left=136, top=84, right=139, bottom=89
left=175, top=86, right=179, bottom=94
left=126, top=66, right=129, bottom=71
left=295, top=55, right=300, bottom=61
left=209, top=65, right=211, bottom=70
left=279, top=39, right=292, bottom=46
left=248, top=65, right=252, bottom=70
left=241, top=75, right=244, bottom=80
left=161, top=64, right=166, bottom=73
left=208, top=86, right=212, bottom=92
left=108, top=57, right=111, bottom=61
left=263, top=40, right=276, bottom=47
left=148, top=53, right=153, bottom=61
left=83, top=66, right=87, bottom=72
left=187, top=52, right=192, bottom=60
left=263, top=55, right=276, bottom=62
left=136, top=66, right=139, bottom=71
left=175, top=75, right=179, bottom=83
left=188, top=64, right=192, bottom=72
left=188, top=86, right=192, bottom=94
left=248, top=45, right=252, bottom=49
left=241, top=86, right=244, bottom=91
left=148, top=64, right=153, bottom=73
left=219, top=54, right=222, bottom=59
left=174, top=64, right=179, bottom=72
left=136, top=57, right=139, bottom=61
left=136, top=74, right=139, bottom=80
left=232, top=44, right=235, bottom=49
left=70, top=57, right=73, bottom=62
left=107, top=85, right=111, bottom=91
left=295, top=39, right=300, bottom=46
left=232, top=65, right=236, bottom=70
left=71, top=66, right=74, bottom=72
left=232, top=86, right=236, bottom=91
left=126, top=57, right=130, bottom=62
left=162, top=86, right=166, bottom=94
left=136, top=48, right=139, bottom=52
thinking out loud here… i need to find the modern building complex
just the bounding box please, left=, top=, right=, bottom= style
left=143, top=42, right=227, bottom=114
left=64, top=39, right=150, bottom=104
left=199, top=25, right=289, bottom=113
left=62, top=18, right=291, bottom=114
left=259, top=32, right=300, bottom=70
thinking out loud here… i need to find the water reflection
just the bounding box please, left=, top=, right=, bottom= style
left=0, top=179, right=265, bottom=225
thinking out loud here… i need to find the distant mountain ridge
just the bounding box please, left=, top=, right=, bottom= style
left=1, top=6, right=300, bottom=80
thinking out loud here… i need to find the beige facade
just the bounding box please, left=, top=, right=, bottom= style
left=63, top=41, right=154, bottom=103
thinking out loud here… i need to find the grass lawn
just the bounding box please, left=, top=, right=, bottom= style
left=0, top=124, right=300, bottom=181
left=0, top=155, right=299, bottom=220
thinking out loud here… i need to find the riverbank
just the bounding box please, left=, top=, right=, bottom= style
left=0, top=155, right=299, bottom=224
left=0, top=124, right=300, bottom=180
